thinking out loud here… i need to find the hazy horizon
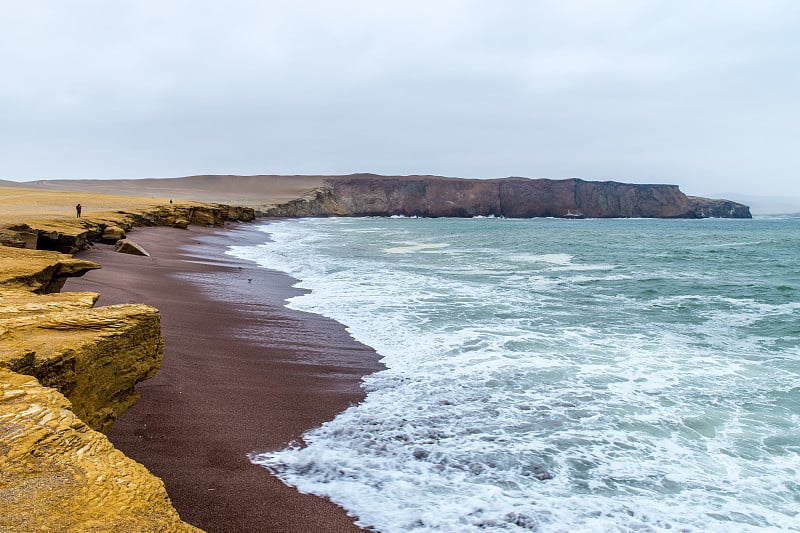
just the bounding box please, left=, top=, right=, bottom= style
left=2, top=1, right=799, bottom=200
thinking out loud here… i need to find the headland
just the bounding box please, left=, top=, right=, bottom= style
left=8, top=173, right=752, bottom=219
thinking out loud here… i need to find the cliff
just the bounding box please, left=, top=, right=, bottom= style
left=687, top=196, right=754, bottom=218
left=0, top=248, right=197, bottom=532
left=0, top=369, right=199, bottom=532
left=0, top=191, right=254, bottom=532
left=0, top=202, right=255, bottom=254
left=263, top=174, right=752, bottom=218
left=0, top=258, right=163, bottom=432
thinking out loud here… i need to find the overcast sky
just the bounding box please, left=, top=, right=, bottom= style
left=1, top=1, right=798, bottom=198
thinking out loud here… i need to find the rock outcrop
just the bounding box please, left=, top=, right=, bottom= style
left=263, top=174, right=752, bottom=219
left=0, top=246, right=101, bottom=294
left=124, top=203, right=256, bottom=228
left=687, top=196, right=753, bottom=218
left=100, top=225, right=126, bottom=243
left=0, top=369, right=199, bottom=533
left=0, top=247, right=195, bottom=531
left=0, top=288, right=163, bottom=432
left=0, top=223, right=39, bottom=249
left=0, top=202, right=255, bottom=254
left=0, top=195, right=256, bottom=532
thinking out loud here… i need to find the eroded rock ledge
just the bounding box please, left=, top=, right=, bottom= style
left=0, top=201, right=250, bottom=532
left=0, top=203, right=255, bottom=253
left=0, top=369, right=199, bottom=532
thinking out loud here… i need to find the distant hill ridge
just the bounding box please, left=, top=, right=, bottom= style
left=2, top=174, right=752, bottom=218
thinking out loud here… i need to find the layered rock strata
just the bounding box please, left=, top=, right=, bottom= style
left=0, top=369, right=200, bottom=532
left=0, top=202, right=254, bottom=254
left=263, top=174, right=752, bottom=218
left=0, top=246, right=101, bottom=294
left=0, top=198, right=253, bottom=532
left=0, top=290, right=163, bottom=432
left=0, top=246, right=197, bottom=532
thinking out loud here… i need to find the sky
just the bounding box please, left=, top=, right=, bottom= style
left=1, top=0, right=799, bottom=199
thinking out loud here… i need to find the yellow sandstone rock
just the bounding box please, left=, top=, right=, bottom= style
left=0, top=246, right=101, bottom=294
left=0, top=368, right=200, bottom=533
left=0, top=292, right=164, bottom=432
left=0, top=187, right=248, bottom=532
left=100, top=225, right=126, bottom=243
left=0, top=185, right=254, bottom=253
left=0, top=250, right=196, bottom=531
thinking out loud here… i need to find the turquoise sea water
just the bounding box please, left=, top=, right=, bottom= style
left=229, top=217, right=800, bottom=532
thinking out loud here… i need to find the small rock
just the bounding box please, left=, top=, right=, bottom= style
left=412, top=447, right=429, bottom=460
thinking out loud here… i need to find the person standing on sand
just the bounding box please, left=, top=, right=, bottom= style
left=75, top=203, right=82, bottom=218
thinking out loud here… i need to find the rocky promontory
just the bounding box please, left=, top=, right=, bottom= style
left=263, top=174, right=752, bottom=219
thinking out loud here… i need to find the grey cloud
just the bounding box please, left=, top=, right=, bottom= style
left=1, top=0, right=799, bottom=199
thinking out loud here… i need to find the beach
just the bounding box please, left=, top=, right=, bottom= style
left=64, top=222, right=383, bottom=532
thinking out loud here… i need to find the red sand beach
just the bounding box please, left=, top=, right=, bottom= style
left=65, top=223, right=383, bottom=533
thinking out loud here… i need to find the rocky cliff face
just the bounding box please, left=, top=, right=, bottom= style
left=0, top=285, right=164, bottom=432
left=0, top=245, right=200, bottom=532
left=0, top=199, right=252, bottom=532
left=687, top=196, right=753, bottom=218
left=1, top=369, right=200, bottom=533
left=0, top=203, right=255, bottom=254
left=264, top=174, right=751, bottom=219
left=498, top=178, right=697, bottom=218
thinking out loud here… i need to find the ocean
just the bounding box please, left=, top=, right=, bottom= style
left=228, top=216, right=800, bottom=533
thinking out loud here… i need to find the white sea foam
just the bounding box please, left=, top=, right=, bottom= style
left=509, top=253, right=573, bottom=265
left=383, top=242, right=451, bottom=254
left=231, top=217, right=800, bottom=532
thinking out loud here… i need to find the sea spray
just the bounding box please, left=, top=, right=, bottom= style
left=231, top=216, right=800, bottom=532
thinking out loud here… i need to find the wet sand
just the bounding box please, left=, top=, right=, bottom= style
left=65, top=222, right=383, bottom=533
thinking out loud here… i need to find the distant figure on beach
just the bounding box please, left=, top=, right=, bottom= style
left=75, top=203, right=82, bottom=218
left=169, top=199, right=173, bottom=204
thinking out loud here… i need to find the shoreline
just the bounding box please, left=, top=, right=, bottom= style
left=65, top=222, right=383, bottom=532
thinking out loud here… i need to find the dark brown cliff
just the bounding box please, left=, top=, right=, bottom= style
left=264, top=174, right=751, bottom=219
left=686, top=196, right=753, bottom=218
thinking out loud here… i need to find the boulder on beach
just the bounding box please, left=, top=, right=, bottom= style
left=114, top=239, right=149, bottom=257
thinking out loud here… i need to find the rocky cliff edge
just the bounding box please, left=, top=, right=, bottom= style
left=0, top=195, right=253, bottom=532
